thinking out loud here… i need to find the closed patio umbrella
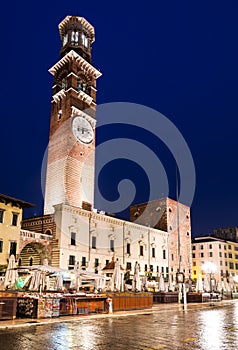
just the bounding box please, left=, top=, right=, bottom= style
left=113, top=258, right=121, bottom=291
left=159, top=273, right=165, bottom=292
left=195, top=274, right=203, bottom=293
left=134, top=261, right=141, bottom=292
left=4, top=255, right=18, bottom=289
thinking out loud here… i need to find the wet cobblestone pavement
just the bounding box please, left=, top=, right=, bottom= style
left=1, top=301, right=238, bottom=349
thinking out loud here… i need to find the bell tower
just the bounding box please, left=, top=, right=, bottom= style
left=44, top=15, right=102, bottom=214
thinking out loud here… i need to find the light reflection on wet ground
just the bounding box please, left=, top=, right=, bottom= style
left=1, top=302, right=238, bottom=349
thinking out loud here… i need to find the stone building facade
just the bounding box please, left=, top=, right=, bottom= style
left=130, top=197, right=192, bottom=279
left=0, top=193, right=33, bottom=266
left=192, top=236, right=238, bottom=285
left=213, top=227, right=238, bottom=243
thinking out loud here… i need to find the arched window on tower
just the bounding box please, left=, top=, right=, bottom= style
left=63, top=33, right=68, bottom=46
left=81, top=33, right=88, bottom=48
left=75, top=31, right=79, bottom=45
left=71, top=31, right=76, bottom=45
left=77, top=79, right=90, bottom=95
left=77, top=79, right=82, bottom=91
left=62, top=78, right=67, bottom=90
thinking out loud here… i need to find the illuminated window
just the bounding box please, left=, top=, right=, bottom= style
left=75, top=31, right=79, bottom=45
left=71, top=31, right=75, bottom=44
left=126, top=262, right=131, bottom=270
left=63, top=33, right=68, bottom=46
left=62, top=78, right=67, bottom=90
left=82, top=33, right=88, bottom=48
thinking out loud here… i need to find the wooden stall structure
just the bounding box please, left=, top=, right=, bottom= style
left=0, top=291, right=18, bottom=320
left=60, top=295, right=107, bottom=316
left=106, top=292, right=153, bottom=311
left=17, top=294, right=108, bottom=319
left=153, top=292, right=178, bottom=303
left=17, top=296, right=60, bottom=319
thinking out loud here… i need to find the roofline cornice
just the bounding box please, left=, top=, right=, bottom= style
left=48, top=50, right=102, bottom=79
left=58, top=16, right=95, bottom=42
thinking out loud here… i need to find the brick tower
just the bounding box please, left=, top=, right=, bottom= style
left=44, top=16, right=102, bottom=214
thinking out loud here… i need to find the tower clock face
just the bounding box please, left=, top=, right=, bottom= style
left=72, top=116, right=94, bottom=144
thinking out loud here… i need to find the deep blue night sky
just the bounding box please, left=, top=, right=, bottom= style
left=0, top=1, right=237, bottom=236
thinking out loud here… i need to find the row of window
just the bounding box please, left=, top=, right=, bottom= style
left=0, top=209, right=19, bottom=226
left=193, top=244, right=238, bottom=251
left=71, top=233, right=167, bottom=258
left=68, top=255, right=169, bottom=274
left=193, top=252, right=238, bottom=259
left=62, top=32, right=89, bottom=48
left=60, top=78, right=91, bottom=95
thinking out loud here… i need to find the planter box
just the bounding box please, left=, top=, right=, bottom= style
left=153, top=292, right=178, bottom=303
left=0, top=291, right=18, bottom=320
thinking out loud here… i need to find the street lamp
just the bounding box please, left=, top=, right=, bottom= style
left=202, top=262, right=217, bottom=293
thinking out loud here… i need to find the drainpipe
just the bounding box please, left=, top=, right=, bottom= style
left=148, top=229, right=150, bottom=271
left=88, top=212, right=92, bottom=269
left=123, top=221, right=125, bottom=265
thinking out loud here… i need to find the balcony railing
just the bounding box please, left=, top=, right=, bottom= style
left=20, top=229, right=52, bottom=242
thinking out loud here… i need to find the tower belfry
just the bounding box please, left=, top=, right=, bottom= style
left=44, top=15, right=102, bottom=214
